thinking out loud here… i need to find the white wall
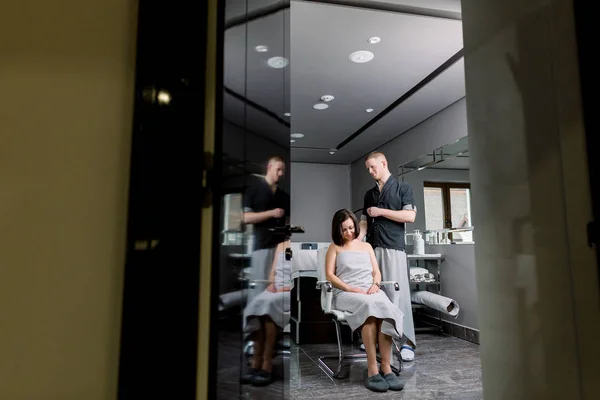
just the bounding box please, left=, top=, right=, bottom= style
left=0, top=1, right=137, bottom=399
left=350, top=98, right=468, bottom=211
left=291, top=162, right=352, bottom=243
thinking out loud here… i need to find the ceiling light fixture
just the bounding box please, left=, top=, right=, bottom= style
left=157, top=90, right=171, bottom=105
left=349, top=50, right=374, bottom=64
left=291, top=139, right=296, bottom=143
left=365, top=108, right=374, bottom=113
left=368, top=37, right=381, bottom=44
left=320, top=95, right=335, bottom=102
left=291, top=133, right=304, bottom=139
left=267, top=56, right=289, bottom=69
left=255, top=45, right=268, bottom=52
left=313, top=103, right=329, bottom=110
left=329, top=151, right=336, bottom=155
left=284, top=112, right=291, bottom=117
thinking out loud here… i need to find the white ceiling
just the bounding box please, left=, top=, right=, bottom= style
left=222, top=0, right=466, bottom=164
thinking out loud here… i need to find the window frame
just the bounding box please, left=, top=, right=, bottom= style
left=423, top=181, right=471, bottom=229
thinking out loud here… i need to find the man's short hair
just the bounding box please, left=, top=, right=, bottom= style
left=268, top=156, right=286, bottom=164
left=365, top=151, right=386, bottom=162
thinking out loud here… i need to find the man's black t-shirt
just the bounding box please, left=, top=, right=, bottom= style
left=243, top=176, right=290, bottom=250
left=362, top=176, right=415, bottom=252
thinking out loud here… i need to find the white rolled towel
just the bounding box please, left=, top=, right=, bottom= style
left=411, top=291, right=460, bottom=317
left=219, top=289, right=249, bottom=311
left=410, top=267, right=429, bottom=276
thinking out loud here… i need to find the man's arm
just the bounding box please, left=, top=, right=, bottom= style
left=367, top=183, right=417, bottom=223
left=243, top=209, right=275, bottom=225
left=378, top=208, right=416, bottom=223
left=358, top=193, right=370, bottom=241
left=381, top=182, right=417, bottom=223
left=359, top=217, right=368, bottom=241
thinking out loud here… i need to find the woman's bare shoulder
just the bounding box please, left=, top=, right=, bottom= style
left=357, top=241, right=373, bottom=251
left=326, top=243, right=339, bottom=254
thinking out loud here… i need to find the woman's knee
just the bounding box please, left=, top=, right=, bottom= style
left=363, top=316, right=377, bottom=326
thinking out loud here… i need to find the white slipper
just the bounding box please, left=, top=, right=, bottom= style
left=400, top=345, right=415, bottom=361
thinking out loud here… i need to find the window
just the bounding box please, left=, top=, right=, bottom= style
left=423, top=182, right=473, bottom=242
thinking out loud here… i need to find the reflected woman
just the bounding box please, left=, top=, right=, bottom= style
left=326, top=209, right=404, bottom=392
left=241, top=239, right=291, bottom=386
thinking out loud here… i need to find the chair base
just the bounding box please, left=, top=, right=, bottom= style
left=318, top=319, right=403, bottom=379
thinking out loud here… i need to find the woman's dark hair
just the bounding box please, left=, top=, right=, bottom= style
left=331, top=209, right=359, bottom=246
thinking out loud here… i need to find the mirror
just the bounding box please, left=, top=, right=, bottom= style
left=216, top=0, right=290, bottom=399
left=399, top=136, right=473, bottom=244
left=397, top=135, right=480, bottom=352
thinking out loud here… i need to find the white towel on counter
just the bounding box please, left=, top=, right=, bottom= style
left=409, top=267, right=436, bottom=283
left=411, top=291, right=460, bottom=317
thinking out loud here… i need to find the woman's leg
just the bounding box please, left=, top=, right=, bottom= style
left=377, top=319, right=393, bottom=375
left=261, top=318, right=278, bottom=372
left=361, top=316, right=379, bottom=377
left=251, top=318, right=265, bottom=370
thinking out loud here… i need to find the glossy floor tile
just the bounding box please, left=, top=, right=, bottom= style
left=217, top=330, right=482, bottom=399
left=290, top=334, right=483, bottom=399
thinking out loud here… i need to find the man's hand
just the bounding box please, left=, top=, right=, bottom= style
left=271, top=208, right=285, bottom=219
left=266, top=283, right=277, bottom=293
left=367, top=207, right=384, bottom=218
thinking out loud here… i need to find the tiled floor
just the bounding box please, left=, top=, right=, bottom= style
left=290, top=334, right=483, bottom=400
left=216, top=331, right=483, bottom=399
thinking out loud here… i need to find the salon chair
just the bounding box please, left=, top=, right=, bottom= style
left=243, top=278, right=291, bottom=362
left=315, top=248, right=403, bottom=378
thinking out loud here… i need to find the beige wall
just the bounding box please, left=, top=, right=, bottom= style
left=0, top=1, right=138, bottom=399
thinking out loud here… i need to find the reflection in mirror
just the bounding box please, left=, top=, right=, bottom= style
left=216, top=0, right=290, bottom=398
left=399, top=136, right=473, bottom=243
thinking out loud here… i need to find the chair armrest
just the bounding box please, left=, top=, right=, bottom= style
left=381, top=281, right=400, bottom=291
left=315, top=281, right=333, bottom=313
left=315, top=281, right=333, bottom=291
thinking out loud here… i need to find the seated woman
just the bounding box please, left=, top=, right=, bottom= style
left=241, top=239, right=291, bottom=387
left=326, top=209, right=404, bottom=392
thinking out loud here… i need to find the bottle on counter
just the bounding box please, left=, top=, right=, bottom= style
left=413, top=229, right=425, bottom=255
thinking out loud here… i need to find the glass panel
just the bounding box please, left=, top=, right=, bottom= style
left=450, top=187, right=473, bottom=242
left=424, top=187, right=445, bottom=230
left=217, top=0, right=290, bottom=398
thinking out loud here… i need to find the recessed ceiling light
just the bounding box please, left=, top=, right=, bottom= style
left=368, top=37, right=381, bottom=44
left=365, top=108, right=374, bottom=113
left=349, top=50, right=374, bottom=63
left=320, top=95, right=335, bottom=102
left=291, top=133, right=304, bottom=138
left=284, top=112, right=291, bottom=117
left=267, top=56, right=288, bottom=68
left=291, top=139, right=296, bottom=143
left=313, top=103, right=329, bottom=110
left=255, top=45, right=268, bottom=52
left=329, top=151, right=336, bottom=155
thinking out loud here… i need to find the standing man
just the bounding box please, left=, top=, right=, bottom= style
left=359, top=151, right=417, bottom=362
left=243, top=156, right=290, bottom=295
